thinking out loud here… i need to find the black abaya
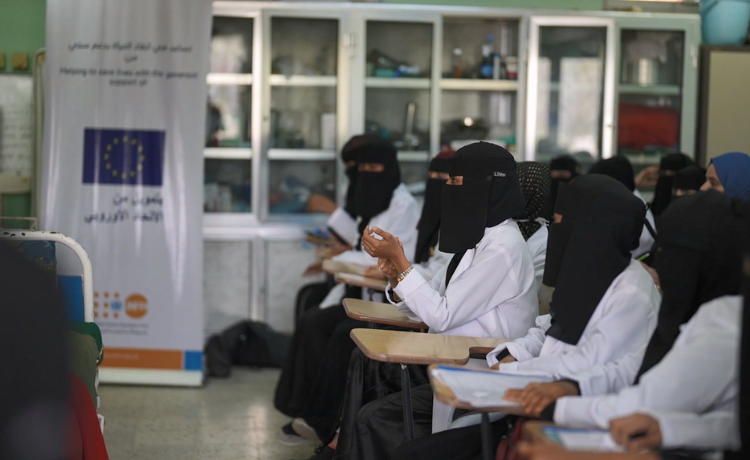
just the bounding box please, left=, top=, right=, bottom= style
left=274, top=304, right=351, bottom=417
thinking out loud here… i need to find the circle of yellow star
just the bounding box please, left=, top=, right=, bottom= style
left=103, top=136, right=147, bottom=182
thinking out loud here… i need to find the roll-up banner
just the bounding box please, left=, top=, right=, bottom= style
left=42, top=0, right=211, bottom=386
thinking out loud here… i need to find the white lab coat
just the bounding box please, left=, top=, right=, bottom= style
left=554, top=296, right=742, bottom=451
left=414, top=248, right=451, bottom=282
left=320, top=184, right=420, bottom=308
left=633, top=189, right=656, bottom=259
left=525, top=225, right=548, bottom=298
left=486, top=260, right=661, bottom=380
left=386, top=219, right=538, bottom=339
left=328, top=207, right=359, bottom=246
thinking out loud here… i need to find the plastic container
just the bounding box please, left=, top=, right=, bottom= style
left=701, top=0, right=750, bottom=45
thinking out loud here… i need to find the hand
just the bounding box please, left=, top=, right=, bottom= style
left=364, top=265, right=387, bottom=280
left=490, top=353, right=517, bottom=369
left=610, top=413, right=663, bottom=452
left=319, top=240, right=352, bottom=259
left=639, top=262, right=661, bottom=295
left=502, top=381, right=579, bottom=417
left=306, top=193, right=338, bottom=214
left=361, top=227, right=410, bottom=272
left=378, top=258, right=400, bottom=288
left=303, top=261, right=323, bottom=277
left=635, top=166, right=660, bottom=189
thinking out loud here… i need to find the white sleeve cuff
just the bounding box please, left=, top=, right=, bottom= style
left=485, top=343, right=511, bottom=367
left=553, top=396, right=600, bottom=428
left=393, top=268, right=428, bottom=300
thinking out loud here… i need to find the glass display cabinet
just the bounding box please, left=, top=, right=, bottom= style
left=205, top=2, right=700, bottom=332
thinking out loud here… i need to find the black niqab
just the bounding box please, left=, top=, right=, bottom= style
left=544, top=175, right=645, bottom=345
left=543, top=155, right=580, bottom=220
left=588, top=156, right=636, bottom=192
left=414, top=151, right=452, bottom=264
left=354, top=138, right=401, bottom=220
left=650, top=153, right=693, bottom=216
left=634, top=191, right=747, bottom=381
left=440, top=142, right=525, bottom=285
left=515, top=162, right=551, bottom=241
left=672, top=165, right=706, bottom=193
left=341, top=135, right=380, bottom=219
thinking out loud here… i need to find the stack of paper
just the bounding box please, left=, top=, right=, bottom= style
left=542, top=426, right=623, bottom=452
left=323, top=259, right=369, bottom=276
left=430, top=366, right=553, bottom=408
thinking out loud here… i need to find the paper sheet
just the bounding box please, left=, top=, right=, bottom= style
left=431, top=366, right=553, bottom=408
left=543, top=426, right=624, bottom=452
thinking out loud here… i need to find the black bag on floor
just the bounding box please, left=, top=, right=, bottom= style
left=205, top=320, right=292, bottom=377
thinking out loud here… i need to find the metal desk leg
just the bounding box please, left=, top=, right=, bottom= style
left=401, top=364, right=415, bottom=440
left=481, top=412, right=492, bottom=460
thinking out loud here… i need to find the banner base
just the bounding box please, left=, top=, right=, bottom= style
left=100, top=368, right=203, bottom=387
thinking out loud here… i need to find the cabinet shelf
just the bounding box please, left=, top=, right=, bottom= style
left=204, top=148, right=253, bottom=160
left=268, top=149, right=336, bottom=160
left=619, top=84, right=681, bottom=96
left=398, top=151, right=430, bottom=162
left=440, top=79, right=519, bottom=91
left=269, top=75, right=338, bottom=87
left=207, top=73, right=254, bottom=85
left=366, top=77, right=431, bottom=89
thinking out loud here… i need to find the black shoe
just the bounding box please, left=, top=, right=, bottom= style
left=279, top=421, right=309, bottom=446
left=299, top=444, right=334, bottom=460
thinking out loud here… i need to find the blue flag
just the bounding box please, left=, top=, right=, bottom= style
left=82, top=128, right=165, bottom=186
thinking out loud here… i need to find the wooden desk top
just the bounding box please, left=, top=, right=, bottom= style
left=350, top=328, right=505, bottom=366
left=428, top=364, right=526, bottom=414
left=343, top=298, right=427, bottom=330
left=336, top=273, right=388, bottom=292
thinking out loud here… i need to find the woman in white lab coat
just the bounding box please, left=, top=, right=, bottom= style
left=522, top=192, right=748, bottom=453
left=390, top=174, right=661, bottom=460
left=275, top=138, right=420, bottom=424
left=514, top=161, right=550, bottom=298
left=308, top=142, right=538, bottom=460
left=279, top=150, right=456, bottom=446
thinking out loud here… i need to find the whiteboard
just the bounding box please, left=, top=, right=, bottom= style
left=0, top=75, right=34, bottom=176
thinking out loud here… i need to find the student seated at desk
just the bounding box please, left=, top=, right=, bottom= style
left=303, top=142, right=538, bottom=460
left=506, top=193, right=748, bottom=455
left=514, top=162, right=551, bottom=298
left=277, top=149, right=455, bottom=446
left=390, top=174, right=660, bottom=460
left=588, top=157, right=656, bottom=260
left=275, top=137, right=420, bottom=424
left=700, top=151, right=750, bottom=201
left=306, top=135, right=379, bottom=248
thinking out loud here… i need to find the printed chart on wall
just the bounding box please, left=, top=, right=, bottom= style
left=42, top=0, right=212, bottom=385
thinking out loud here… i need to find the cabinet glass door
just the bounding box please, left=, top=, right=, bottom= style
left=441, top=17, right=522, bottom=159
left=526, top=18, right=616, bottom=170
left=265, top=15, right=341, bottom=216
left=362, top=16, right=439, bottom=193
left=617, top=29, right=686, bottom=167
left=205, top=15, right=254, bottom=214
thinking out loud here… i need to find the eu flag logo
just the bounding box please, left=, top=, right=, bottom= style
left=82, top=128, right=165, bottom=186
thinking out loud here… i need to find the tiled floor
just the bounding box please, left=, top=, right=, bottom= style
left=100, top=368, right=317, bottom=460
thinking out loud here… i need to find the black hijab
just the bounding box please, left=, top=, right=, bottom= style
left=544, top=155, right=580, bottom=220
left=515, top=162, right=551, bottom=241
left=440, top=142, right=525, bottom=285
left=588, top=156, right=636, bottom=192
left=354, top=138, right=401, bottom=221
left=341, top=134, right=380, bottom=219
left=650, top=153, right=693, bottom=216
left=414, top=150, right=453, bottom=264
left=672, top=165, right=706, bottom=194
left=544, top=175, right=645, bottom=345
left=634, top=191, right=747, bottom=381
